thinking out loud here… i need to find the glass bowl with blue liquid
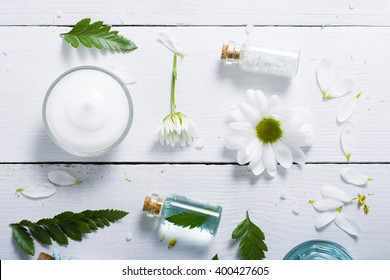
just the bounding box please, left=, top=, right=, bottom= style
left=283, top=240, right=353, bottom=260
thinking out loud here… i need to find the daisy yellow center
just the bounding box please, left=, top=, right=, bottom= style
left=255, top=118, right=283, bottom=143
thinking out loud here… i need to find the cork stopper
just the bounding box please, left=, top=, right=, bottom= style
left=221, top=43, right=241, bottom=60
left=143, top=195, right=163, bottom=216
left=38, top=252, right=54, bottom=260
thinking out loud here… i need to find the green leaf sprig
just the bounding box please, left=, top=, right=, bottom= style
left=232, top=211, right=268, bottom=260
left=166, top=211, right=210, bottom=229
left=61, top=18, right=137, bottom=51
left=10, top=209, right=128, bottom=256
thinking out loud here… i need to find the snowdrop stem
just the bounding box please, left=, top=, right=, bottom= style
left=171, top=54, right=178, bottom=114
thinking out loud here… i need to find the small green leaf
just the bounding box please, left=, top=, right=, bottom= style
left=82, top=218, right=98, bottom=230
left=10, top=225, right=35, bottom=256
left=29, top=225, right=52, bottom=245
left=232, top=211, right=267, bottom=260
left=61, top=18, right=137, bottom=52
left=43, top=224, right=68, bottom=245
left=166, top=211, right=210, bottom=229
left=72, top=220, right=92, bottom=234
left=59, top=222, right=82, bottom=241
left=212, top=254, right=219, bottom=260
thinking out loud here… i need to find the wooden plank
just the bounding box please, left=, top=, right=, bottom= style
left=1, top=0, right=390, bottom=26
left=0, top=26, right=389, bottom=163
left=0, top=163, right=388, bottom=259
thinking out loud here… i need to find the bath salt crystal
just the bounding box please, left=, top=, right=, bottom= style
left=245, top=24, right=254, bottom=36
left=192, top=138, right=205, bottom=150
left=56, top=12, right=63, bottom=18
left=280, top=192, right=287, bottom=200
left=292, top=206, right=300, bottom=215
left=2, top=51, right=7, bottom=56
left=125, top=233, right=133, bottom=241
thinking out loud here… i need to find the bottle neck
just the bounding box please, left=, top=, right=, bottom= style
left=143, top=194, right=164, bottom=217
left=221, top=41, right=241, bottom=63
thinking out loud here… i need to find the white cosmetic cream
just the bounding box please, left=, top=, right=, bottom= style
left=43, top=66, right=133, bottom=157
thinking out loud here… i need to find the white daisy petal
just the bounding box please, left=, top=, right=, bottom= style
left=239, top=103, right=261, bottom=125
left=315, top=211, right=338, bottom=229
left=225, top=133, right=247, bottom=149
left=272, top=141, right=293, bottom=168
left=327, top=79, right=354, bottom=99
left=317, top=58, right=335, bottom=95
left=321, top=185, right=353, bottom=203
left=245, top=89, right=256, bottom=104
left=262, top=143, right=277, bottom=177
left=248, top=143, right=263, bottom=175
left=334, top=214, right=361, bottom=236
left=283, top=139, right=306, bottom=165
left=252, top=161, right=265, bottom=175
left=229, top=106, right=246, bottom=122
left=340, top=121, right=356, bottom=161
left=17, top=183, right=56, bottom=199
left=237, top=135, right=255, bottom=164
left=48, top=171, right=80, bottom=186
left=312, top=199, right=344, bottom=212
left=336, top=94, right=360, bottom=123
left=253, top=90, right=268, bottom=116
left=341, top=167, right=372, bottom=186
left=267, top=95, right=280, bottom=116
left=228, top=122, right=253, bottom=132
left=158, top=32, right=186, bottom=57
left=245, top=135, right=260, bottom=158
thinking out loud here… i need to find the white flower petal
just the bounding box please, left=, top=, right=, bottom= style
left=244, top=135, right=260, bottom=158
left=283, top=139, right=306, bottom=165
left=239, top=103, right=261, bottom=125
left=321, top=185, right=352, bottom=203
left=272, top=141, right=293, bottom=168
left=262, top=143, right=277, bottom=177
left=312, top=199, right=344, bottom=212
left=341, top=167, right=372, bottom=186
left=158, top=32, right=186, bottom=57
left=229, top=106, right=246, bottom=122
left=253, top=90, right=268, bottom=116
left=17, top=183, right=56, bottom=198
left=283, top=128, right=313, bottom=147
left=336, top=95, right=359, bottom=123
left=340, top=121, right=356, bottom=161
left=237, top=135, right=256, bottom=165
left=267, top=95, right=280, bottom=116
left=48, top=171, right=79, bottom=186
left=327, top=79, right=354, bottom=99
left=248, top=143, right=264, bottom=175
left=228, top=121, right=253, bottom=133
left=315, top=211, right=338, bottom=229
left=334, top=214, right=361, bottom=236
left=317, top=58, right=335, bottom=94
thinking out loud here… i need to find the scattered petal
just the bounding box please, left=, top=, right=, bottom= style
left=336, top=93, right=361, bottom=123
left=334, top=214, right=361, bottom=236
left=317, top=58, right=335, bottom=97
left=168, top=238, right=177, bottom=249
left=292, top=206, right=300, bottom=215
left=245, top=24, right=254, bottom=36
left=17, top=183, right=56, bottom=198
left=158, top=32, right=186, bottom=57
left=341, top=167, right=371, bottom=186
left=311, top=199, right=344, bottom=212
left=48, top=171, right=80, bottom=186
left=327, top=79, right=354, bottom=99
left=321, top=185, right=352, bottom=203
left=340, top=121, right=356, bottom=161
left=315, top=211, right=338, bottom=229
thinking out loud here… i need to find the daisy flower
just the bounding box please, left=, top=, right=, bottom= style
left=225, top=89, right=314, bottom=177
left=155, top=33, right=198, bottom=147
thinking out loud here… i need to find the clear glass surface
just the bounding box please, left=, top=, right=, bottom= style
left=283, top=240, right=353, bottom=260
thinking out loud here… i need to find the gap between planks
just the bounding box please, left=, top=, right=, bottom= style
left=0, top=162, right=388, bottom=165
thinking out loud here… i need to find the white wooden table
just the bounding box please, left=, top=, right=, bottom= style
left=1, top=0, right=390, bottom=260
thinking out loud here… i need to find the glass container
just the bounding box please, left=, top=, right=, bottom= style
left=283, top=240, right=353, bottom=260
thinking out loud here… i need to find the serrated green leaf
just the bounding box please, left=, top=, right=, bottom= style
left=212, top=254, right=219, bottom=260
left=166, top=211, right=211, bottom=229
left=10, top=209, right=128, bottom=256
left=43, top=224, right=68, bottom=245
left=232, top=211, right=267, bottom=260
left=29, top=225, right=52, bottom=245
left=10, top=225, right=35, bottom=256
left=61, top=18, right=137, bottom=52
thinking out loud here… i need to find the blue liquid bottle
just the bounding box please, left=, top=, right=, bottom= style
left=143, top=194, right=223, bottom=236
left=283, top=240, right=353, bottom=260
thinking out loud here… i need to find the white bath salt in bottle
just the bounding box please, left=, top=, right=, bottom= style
left=221, top=40, right=300, bottom=78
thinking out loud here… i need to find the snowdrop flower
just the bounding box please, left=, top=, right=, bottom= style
left=156, top=33, right=198, bottom=147
left=156, top=112, right=197, bottom=147
left=225, top=89, right=314, bottom=177
left=340, top=121, right=356, bottom=161
left=16, top=183, right=56, bottom=199
left=317, top=58, right=354, bottom=100
left=336, top=92, right=362, bottom=123
left=310, top=185, right=361, bottom=236
left=341, top=167, right=372, bottom=186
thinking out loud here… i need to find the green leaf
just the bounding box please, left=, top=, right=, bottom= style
left=212, top=254, right=219, bottom=260
left=165, top=211, right=211, bottom=229
left=61, top=18, right=137, bottom=52
left=10, top=209, right=129, bottom=256
left=232, top=211, right=268, bottom=260
left=10, top=225, right=35, bottom=256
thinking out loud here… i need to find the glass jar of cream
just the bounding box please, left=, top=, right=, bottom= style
left=42, top=66, right=133, bottom=157
left=283, top=240, right=353, bottom=260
